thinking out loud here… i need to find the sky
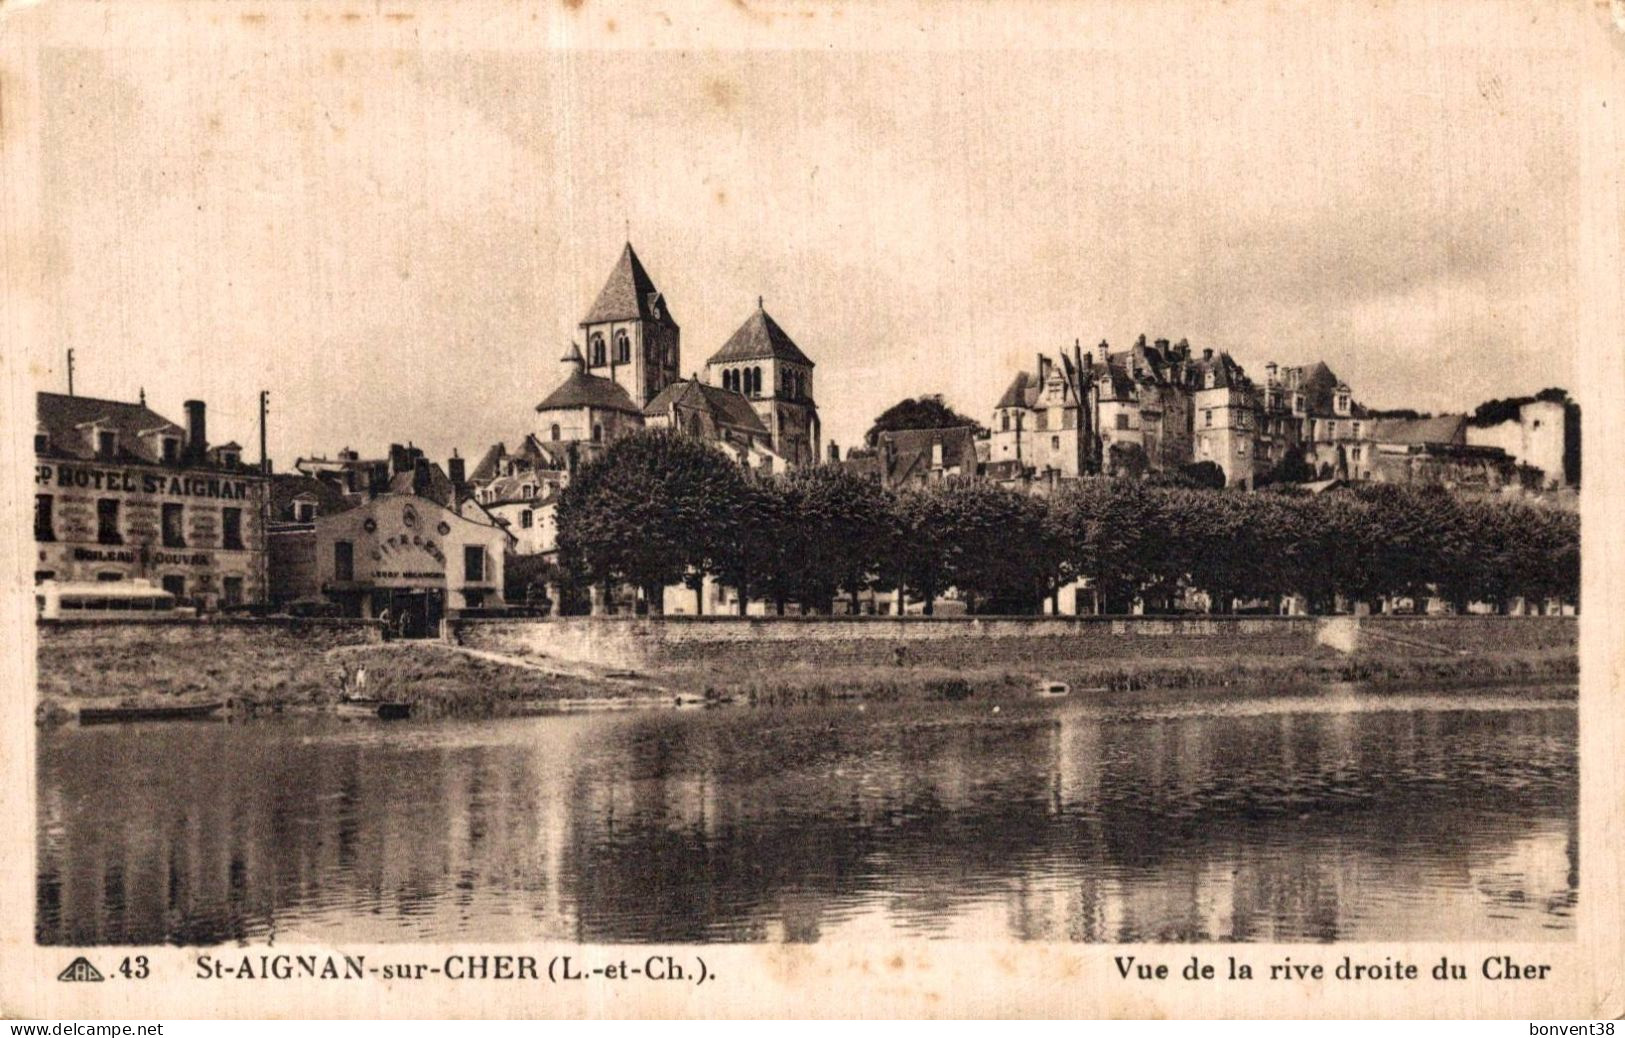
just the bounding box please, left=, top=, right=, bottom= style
left=20, top=0, right=1583, bottom=469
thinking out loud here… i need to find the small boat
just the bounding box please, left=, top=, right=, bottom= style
left=1035, top=680, right=1071, bottom=698
left=336, top=698, right=414, bottom=720
left=79, top=701, right=224, bottom=725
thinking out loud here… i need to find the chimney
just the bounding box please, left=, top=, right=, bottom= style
left=1037, top=354, right=1051, bottom=382
left=1154, top=338, right=1170, bottom=352
left=828, top=442, right=840, bottom=464
left=1265, top=362, right=1278, bottom=383
left=183, top=400, right=207, bottom=460
left=448, top=452, right=466, bottom=485
left=1202, top=347, right=1214, bottom=361
left=1096, top=340, right=1109, bottom=367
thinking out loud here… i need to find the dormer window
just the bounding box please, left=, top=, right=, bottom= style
left=1204, top=371, right=1216, bottom=389
left=161, top=437, right=180, bottom=463
left=220, top=450, right=239, bottom=468
left=34, top=429, right=47, bottom=453
left=96, top=429, right=118, bottom=460
left=294, top=498, right=317, bottom=523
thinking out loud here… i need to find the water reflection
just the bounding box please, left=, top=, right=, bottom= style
left=36, top=689, right=1577, bottom=945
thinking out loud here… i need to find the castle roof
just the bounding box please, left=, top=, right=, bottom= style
left=1368, top=414, right=1467, bottom=446
left=535, top=369, right=642, bottom=416
left=643, top=379, right=768, bottom=435
left=580, top=243, right=676, bottom=327
left=707, top=305, right=815, bottom=367
left=995, top=371, right=1037, bottom=410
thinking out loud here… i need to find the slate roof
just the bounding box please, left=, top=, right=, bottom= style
left=268, top=474, right=356, bottom=522
left=707, top=306, right=815, bottom=367
left=1368, top=414, right=1468, bottom=446
left=876, top=426, right=980, bottom=486
left=995, top=371, right=1036, bottom=410
left=386, top=461, right=456, bottom=507
left=535, top=369, right=642, bottom=415
left=643, top=379, right=768, bottom=435
left=580, top=243, right=677, bottom=328
left=36, top=391, right=225, bottom=467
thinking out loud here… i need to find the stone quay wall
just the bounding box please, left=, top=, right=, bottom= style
left=447, top=615, right=1577, bottom=674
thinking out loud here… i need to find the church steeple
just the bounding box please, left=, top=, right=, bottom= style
left=578, top=243, right=680, bottom=409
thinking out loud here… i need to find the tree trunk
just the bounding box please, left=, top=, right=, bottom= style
left=923, top=593, right=935, bottom=617
left=849, top=587, right=860, bottom=615
left=774, top=597, right=786, bottom=617
left=695, top=584, right=704, bottom=615
left=644, top=584, right=664, bottom=616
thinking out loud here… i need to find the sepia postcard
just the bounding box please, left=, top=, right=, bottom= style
left=1, top=0, right=1622, bottom=1020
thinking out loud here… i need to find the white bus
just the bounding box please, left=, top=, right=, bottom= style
left=35, top=579, right=190, bottom=621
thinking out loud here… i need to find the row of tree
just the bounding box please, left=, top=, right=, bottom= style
left=554, top=431, right=1579, bottom=616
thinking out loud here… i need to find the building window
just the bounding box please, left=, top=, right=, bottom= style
left=96, top=498, right=122, bottom=545
left=334, top=540, right=354, bottom=582
left=1328, top=421, right=1338, bottom=439
left=1352, top=421, right=1362, bottom=439
left=1051, top=436, right=1060, bottom=451
left=222, top=508, right=244, bottom=549
left=222, top=576, right=243, bottom=607
left=96, top=430, right=117, bottom=460
left=1204, top=371, right=1216, bottom=389
left=614, top=330, right=631, bottom=364
left=464, top=545, right=486, bottom=582
left=35, top=495, right=54, bottom=542
left=688, top=412, right=702, bottom=437
left=162, top=503, right=186, bottom=548
left=220, top=451, right=239, bottom=468
left=1238, top=443, right=1248, bottom=457
left=294, top=499, right=316, bottom=522
left=1204, top=409, right=1213, bottom=427
left=1036, top=411, right=1048, bottom=431
left=34, top=432, right=47, bottom=453
left=1115, top=413, right=1129, bottom=431
left=162, top=437, right=179, bottom=463
left=1001, top=412, right=1010, bottom=432
left=592, top=424, right=603, bottom=443
left=520, top=510, right=533, bottom=529
left=550, top=423, right=561, bottom=441
left=162, top=575, right=186, bottom=598
left=1352, top=446, right=1363, bottom=462
left=589, top=334, right=606, bottom=367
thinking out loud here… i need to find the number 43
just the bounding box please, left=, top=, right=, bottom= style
left=119, top=956, right=149, bottom=980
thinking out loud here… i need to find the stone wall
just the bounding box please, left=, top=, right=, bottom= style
left=448, top=614, right=1578, bottom=674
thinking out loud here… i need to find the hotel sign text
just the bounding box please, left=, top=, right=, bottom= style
left=36, top=463, right=253, bottom=500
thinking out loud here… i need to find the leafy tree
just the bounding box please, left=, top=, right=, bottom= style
left=936, top=480, right=1060, bottom=613
left=889, top=482, right=957, bottom=614
left=555, top=431, right=745, bottom=614
left=709, top=473, right=796, bottom=616
left=781, top=465, right=895, bottom=613
left=864, top=395, right=986, bottom=448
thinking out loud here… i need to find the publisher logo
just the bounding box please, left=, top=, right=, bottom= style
left=56, top=957, right=104, bottom=982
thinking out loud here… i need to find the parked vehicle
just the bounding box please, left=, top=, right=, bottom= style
left=35, top=580, right=192, bottom=621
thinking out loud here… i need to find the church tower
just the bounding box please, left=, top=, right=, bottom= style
left=705, top=299, right=820, bottom=467
left=578, top=243, right=681, bottom=409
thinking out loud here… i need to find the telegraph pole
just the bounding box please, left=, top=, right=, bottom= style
left=259, top=390, right=271, bottom=474
left=66, top=349, right=75, bottom=396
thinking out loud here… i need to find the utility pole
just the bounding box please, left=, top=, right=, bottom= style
left=259, top=390, right=271, bottom=474
left=66, top=349, right=75, bottom=396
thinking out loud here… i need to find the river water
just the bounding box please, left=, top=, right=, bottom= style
left=37, top=686, right=1577, bottom=945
